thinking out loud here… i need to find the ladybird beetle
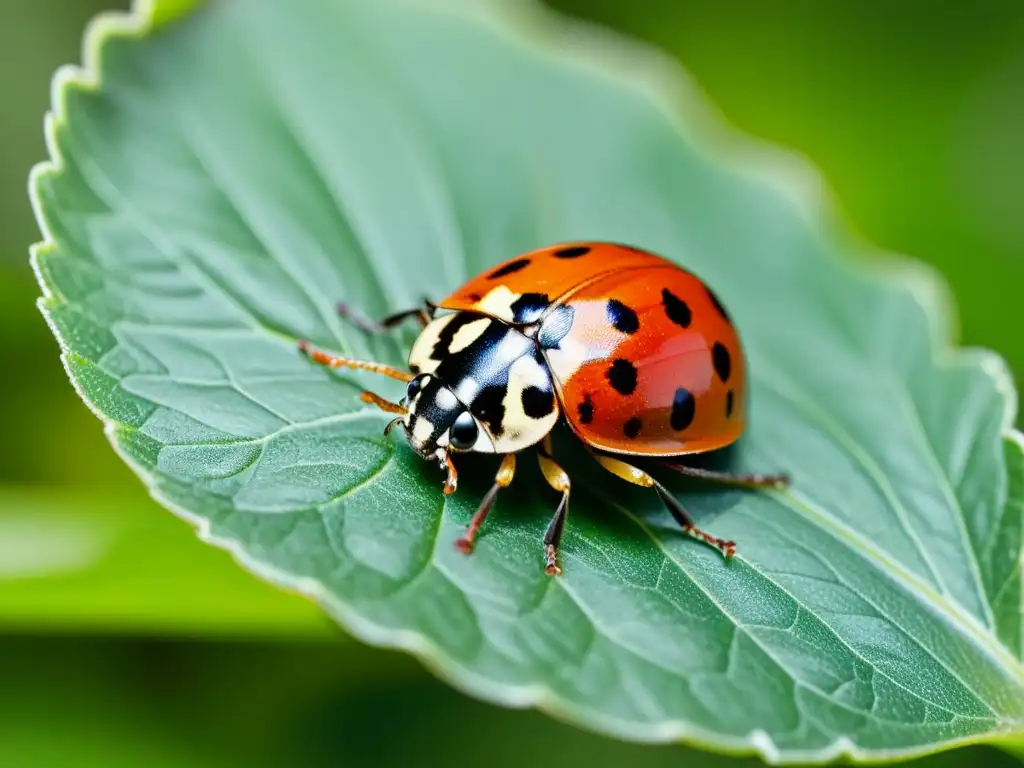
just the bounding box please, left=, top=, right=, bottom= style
left=298, top=242, right=789, bottom=575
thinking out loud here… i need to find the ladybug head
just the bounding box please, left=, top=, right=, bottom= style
left=396, top=373, right=496, bottom=483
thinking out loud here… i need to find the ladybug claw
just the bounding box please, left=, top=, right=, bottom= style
left=454, top=536, right=473, bottom=554
left=544, top=544, right=562, bottom=576
left=682, top=524, right=736, bottom=559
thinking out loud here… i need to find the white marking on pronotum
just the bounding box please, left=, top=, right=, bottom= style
left=493, top=354, right=558, bottom=452
left=447, top=317, right=491, bottom=354
left=477, top=285, right=520, bottom=322
left=407, top=314, right=455, bottom=374
left=454, top=376, right=481, bottom=405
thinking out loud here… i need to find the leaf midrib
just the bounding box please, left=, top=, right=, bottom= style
left=778, top=486, right=1024, bottom=692
left=608, top=498, right=1009, bottom=723
left=751, top=362, right=1021, bottom=684
left=889, top=372, right=997, bottom=625
left=755, top=366, right=950, bottom=599
left=561, top=503, right=998, bottom=728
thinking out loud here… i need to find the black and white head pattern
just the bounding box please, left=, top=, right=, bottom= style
left=405, top=311, right=559, bottom=454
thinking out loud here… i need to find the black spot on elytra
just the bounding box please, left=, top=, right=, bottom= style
left=510, top=292, right=549, bottom=324
left=521, top=385, right=555, bottom=419
left=670, top=387, right=696, bottom=431
left=712, top=342, right=731, bottom=383
left=488, top=258, right=530, bottom=279
left=725, top=389, right=735, bottom=418
left=606, top=299, right=639, bottom=334
left=606, top=359, right=638, bottom=395
left=466, top=292, right=481, bottom=302
left=553, top=245, right=591, bottom=259
left=662, top=288, right=691, bottom=328
left=471, top=384, right=507, bottom=437
left=577, top=395, right=594, bottom=424
left=707, top=286, right=730, bottom=321
left=624, top=417, right=642, bottom=438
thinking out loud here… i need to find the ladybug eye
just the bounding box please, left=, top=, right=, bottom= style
left=449, top=411, right=478, bottom=451
left=405, top=377, right=422, bottom=400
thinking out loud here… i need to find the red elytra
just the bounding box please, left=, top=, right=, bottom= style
left=298, top=242, right=789, bottom=575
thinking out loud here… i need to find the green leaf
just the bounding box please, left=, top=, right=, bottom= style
left=30, top=0, right=1024, bottom=760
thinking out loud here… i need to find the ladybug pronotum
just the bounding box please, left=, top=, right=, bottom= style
left=298, top=242, right=789, bottom=575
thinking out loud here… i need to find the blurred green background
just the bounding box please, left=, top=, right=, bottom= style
left=2, top=0, right=1021, bottom=765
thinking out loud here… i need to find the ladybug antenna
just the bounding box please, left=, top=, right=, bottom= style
left=297, top=340, right=414, bottom=383
left=358, top=390, right=408, bottom=415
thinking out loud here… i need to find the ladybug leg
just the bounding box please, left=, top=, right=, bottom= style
left=536, top=436, right=571, bottom=576
left=336, top=300, right=435, bottom=334
left=590, top=452, right=736, bottom=559
left=297, top=339, right=414, bottom=382
left=662, top=462, right=789, bottom=489
left=454, top=453, right=516, bottom=555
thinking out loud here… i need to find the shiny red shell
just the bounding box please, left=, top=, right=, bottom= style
left=438, top=242, right=746, bottom=457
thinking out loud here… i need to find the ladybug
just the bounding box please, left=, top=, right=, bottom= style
left=298, top=242, right=789, bottom=575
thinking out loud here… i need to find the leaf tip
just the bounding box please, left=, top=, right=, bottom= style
left=138, top=0, right=206, bottom=31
